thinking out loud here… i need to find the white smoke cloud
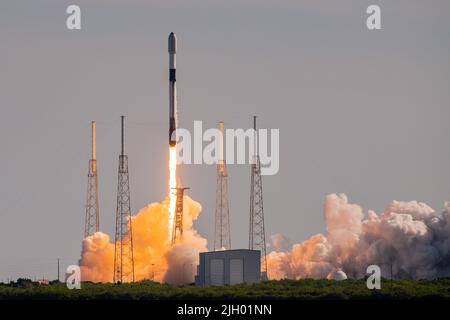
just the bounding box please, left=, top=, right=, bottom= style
left=267, top=193, right=450, bottom=280
left=269, top=233, right=292, bottom=252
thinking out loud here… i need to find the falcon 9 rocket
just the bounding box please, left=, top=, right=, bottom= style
left=168, top=32, right=177, bottom=146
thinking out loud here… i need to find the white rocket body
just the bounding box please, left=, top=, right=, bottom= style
left=169, top=32, right=177, bottom=146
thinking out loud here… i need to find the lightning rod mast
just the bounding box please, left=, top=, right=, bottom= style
left=114, top=116, right=135, bottom=283
left=84, top=121, right=99, bottom=237
left=249, top=116, right=268, bottom=280
left=214, top=121, right=231, bottom=250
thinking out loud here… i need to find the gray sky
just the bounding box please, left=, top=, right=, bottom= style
left=1, top=0, right=450, bottom=280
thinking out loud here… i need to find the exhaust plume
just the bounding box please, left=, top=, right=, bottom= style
left=267, top=193, right=450, bottom=280
left=80, top=195, right=207, bottom=284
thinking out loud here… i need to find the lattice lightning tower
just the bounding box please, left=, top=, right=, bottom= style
left=114, top=116, right=135, bottom=283
left=214, top=121, right=231, bottom=250
left=249, top=116, right=268, bottom=280
left=84, top=121, right=99, bottom=237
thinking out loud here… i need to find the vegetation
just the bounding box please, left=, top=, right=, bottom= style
left=0, top=278, right=450, bottom=300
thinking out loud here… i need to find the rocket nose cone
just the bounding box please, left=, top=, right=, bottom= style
left=168, top=32, right=177, bottom=53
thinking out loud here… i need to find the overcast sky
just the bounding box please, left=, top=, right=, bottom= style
left=1, top=0, right=450, bottom=280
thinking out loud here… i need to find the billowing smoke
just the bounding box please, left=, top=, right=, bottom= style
left=80, top=195, right=207, bottom=284
left=267, top=194, right=450, bottom=280
left=268, top=233, right=292, bottom=253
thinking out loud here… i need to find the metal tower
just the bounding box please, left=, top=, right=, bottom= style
left=214, top=122, right=231, bottom=250
left=249, top=116, right=268, bottom=279
left=172, top=187, right=189, bottom=245
left=114, top=116, right=135, bottom=283
left=84, top=121, right=99, bottom=237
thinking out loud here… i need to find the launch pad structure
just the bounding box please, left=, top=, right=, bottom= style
left=171, top=187, right=190, bottom=245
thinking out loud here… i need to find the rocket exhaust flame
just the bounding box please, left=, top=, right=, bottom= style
left=168, top=146, right=177, bottom=241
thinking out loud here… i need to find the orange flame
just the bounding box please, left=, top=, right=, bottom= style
left=79, top=144, right=209, bottom=285
left=168, top=146, right=177, bottom=241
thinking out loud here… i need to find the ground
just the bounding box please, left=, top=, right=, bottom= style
left=1, top=279, right=450, bottom=300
